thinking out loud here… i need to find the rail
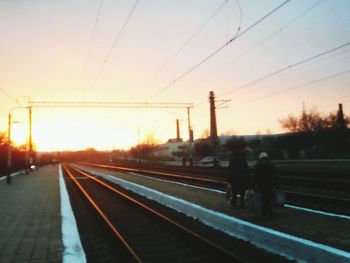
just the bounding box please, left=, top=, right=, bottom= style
left=63, top=164, right=244, bottom=262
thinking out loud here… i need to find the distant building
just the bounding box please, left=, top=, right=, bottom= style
left=153, top=140, right=189, bottom=160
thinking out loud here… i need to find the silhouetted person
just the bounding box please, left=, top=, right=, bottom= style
left=227, top=151, right=249, bottom=208
left=182, top=157, right=187, bottom=166
left=254, top=152, right=278, bottom=217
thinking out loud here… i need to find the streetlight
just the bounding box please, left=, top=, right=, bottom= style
left=6, top=107, right=30, bottom=184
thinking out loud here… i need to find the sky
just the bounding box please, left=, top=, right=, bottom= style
left=0, top=0, right=350, bottom=151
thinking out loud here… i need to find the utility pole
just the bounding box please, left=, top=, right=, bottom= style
left=137, top=128, right=140, bottom=164
left=7, top=107, right=24, bottom=183
left=7, top=113, right=12, bottom=184
left=28, top=106, right=33, bottom=167
left=208, top=91, right=230, bottom=165
left=187, top=107, right=194, bottom=166
left=24, top=106, right=33, bottom=174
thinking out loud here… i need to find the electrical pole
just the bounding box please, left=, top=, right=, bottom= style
left=24, top=106, right=33, bottom=174
left=29, top=106, right=33, bottom=167
left=208, top=91, right=230, bottom=165
left=187, top=107, right=194, bottom=166
left=7, top=113, right=12, bottom=184
left=6, top=106, right=34, bottom=180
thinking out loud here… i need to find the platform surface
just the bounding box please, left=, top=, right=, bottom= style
left=0, top=166, right=63, bottom=263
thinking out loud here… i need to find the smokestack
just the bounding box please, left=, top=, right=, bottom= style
left=209, top=91, right=218, bottom=144
left=337, top=103, right=345, bottom=129
left=176, top=119, right=180, bottom=141
left=339, top=103, right=343, bottom=112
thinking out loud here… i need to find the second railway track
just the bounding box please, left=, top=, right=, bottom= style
left=81, top=162, right=350, bottom=216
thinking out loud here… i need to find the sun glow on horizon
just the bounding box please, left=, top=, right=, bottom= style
left=27, top=108, right=186, bottom=152
left=33, top=123, right=139, bottom=152
left=11, top=124, right=28, bottom=147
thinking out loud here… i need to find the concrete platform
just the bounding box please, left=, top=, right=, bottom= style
left=76, top=164, right=350, bottom=263
left=0, top=166, right=63, bottom=263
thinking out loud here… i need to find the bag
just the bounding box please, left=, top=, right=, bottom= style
left=253, top=190, right=262, bottom=211
left=244, top=189, right=255, bottom=210
left=225, top=184, right=232, bottom=200
left=274, top=190, right=285, bottom=207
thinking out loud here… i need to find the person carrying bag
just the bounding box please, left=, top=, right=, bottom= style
left=253, top=152, right=278, bottom=218
left=227, top=151, right=249, bottom=208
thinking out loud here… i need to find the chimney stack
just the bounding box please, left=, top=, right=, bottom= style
left=336, top=103, right=345, bottom=129
left=209, top=91, right=218, bottom=144
left=176, top=119, right=180, bottom=141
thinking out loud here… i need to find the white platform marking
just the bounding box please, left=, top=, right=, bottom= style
left=59, top=164, right=87, bottom=263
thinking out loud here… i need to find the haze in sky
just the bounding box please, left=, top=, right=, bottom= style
left=0, top=0, right=349, bottom=151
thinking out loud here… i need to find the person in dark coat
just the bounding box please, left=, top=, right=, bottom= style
left=227, top=151, right=249, bottom=208
left=254, top=152, right=278, bottom=217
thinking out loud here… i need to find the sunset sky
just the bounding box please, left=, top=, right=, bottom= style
left=1, top=0, right=350, bottom=151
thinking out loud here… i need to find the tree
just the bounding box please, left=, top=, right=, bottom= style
left=0, top=132, right=7, bottom=174
left=0, top=132, right=6, bottom=145
left=279, top=106, right=350, bottom=157
left=129, top=133, right=160, bottom=161
left=279, top=107, right=349, bottom=132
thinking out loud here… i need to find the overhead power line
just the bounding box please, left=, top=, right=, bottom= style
left=218, top=40, right=350, bottom=98
left=234, top=0, right=243, bottom=36
left=0, top=87, right=16, bottom=102
left=246, top=68, right=350, bottom=105
left=28, top=101, right=193, bottom=109
left=196, top=0, right=323, bottom=87
left=319, top=96, right=350, bottom=111
left=91, top=0, right=140, bottom=88
left=81, top=0, right=104, bottom=83
left=148, top=0, right=291, bottom=100
left=143, top=0, right=232, bottom=89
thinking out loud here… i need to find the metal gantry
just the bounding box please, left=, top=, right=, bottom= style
left=6, top=100, right=194, bottom=182
left=27, top=100, right=194, bottom=139
left=27, top=99, right=194, bottom=158
left=28, top=101, right=193, bottom=109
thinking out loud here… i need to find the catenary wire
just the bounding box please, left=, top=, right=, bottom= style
left=143, top=0, right=233, bottom=89
left=319, top=96, right=350, bottom=111
left=216, top=40, right=350, bottom=98
left=148, top=0, right=291, bottom=100
left=0, top=86, right=16, bottom=103
left=91, top=0, right=140, bottom=88
left=234, top=0, right=243, bottom=36
left=195, top=0, right=323, bottom=88
left=246, top=68, right=350, bottom=105
left=80, top=0, right=104, bottom=84
left=225, top=51, right=350, bottom=107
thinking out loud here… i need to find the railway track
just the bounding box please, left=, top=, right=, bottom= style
left=63, top=164, right=258, bottom=263
left=81, top=162, right=350, bottom=216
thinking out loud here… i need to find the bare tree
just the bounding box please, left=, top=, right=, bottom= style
left=279, top=108, right=349, bottom=132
